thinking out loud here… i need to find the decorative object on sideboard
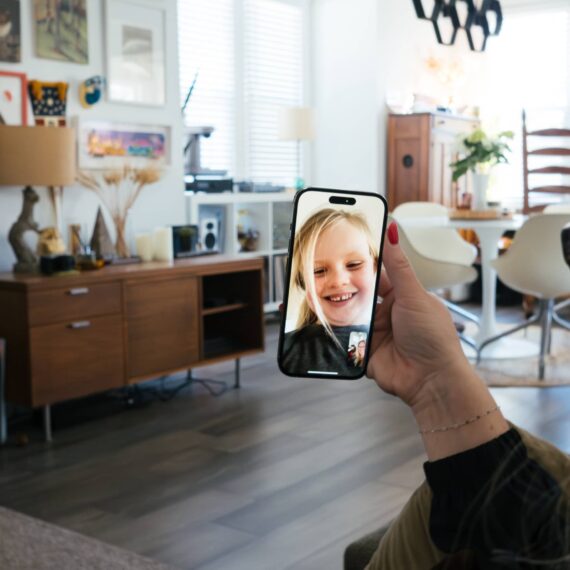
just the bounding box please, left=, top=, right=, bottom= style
left=450, top=128, right=513, bottom=210
left=90, top=206, right=115, bottom=260
left=28, top=80, right=68, bottom=126
left=37, top=227, right=66, bottom=256
left=152, top=227, right=173, bottom=261
left=7, top=186, right=40, bottom=273
left=0, top=0, right=21, bottom=63
left=33, top=0, right=88, bottom=64
left=0, top=69, right=27, bottom=124
left=105, top=0, right=165, bottom=106
left=77, top=166, right=162, bottom=258
left=79, top=75, right=105, bottom=109
left=200, top=218, right=220, bottom=252
left=172, top=225, right=200, bottom=258
left=277, top=106, right=315, bottom=191
left=135, top=233, right=153, bottom=262
left=411, top=0, right=503, bottom=52
left=0, top=125, right=77, bottom=272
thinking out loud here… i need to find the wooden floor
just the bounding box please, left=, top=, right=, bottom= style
left=1, top=317, right=569, bottom=570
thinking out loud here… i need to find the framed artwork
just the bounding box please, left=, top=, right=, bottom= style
left=0, top=0, right=21, bottom=63
left=105, top=0, right=166, bottom=106
left=77, top=120, right=170, bottom=170
left=33, top=0, right=88, bottom=64
left=0, top=70, right=27, bottom=125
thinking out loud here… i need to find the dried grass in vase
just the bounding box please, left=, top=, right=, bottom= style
left=78, top=166, right=162, bottom=258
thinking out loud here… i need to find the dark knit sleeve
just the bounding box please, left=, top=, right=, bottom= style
left=423, top=428, right=570, bottom=568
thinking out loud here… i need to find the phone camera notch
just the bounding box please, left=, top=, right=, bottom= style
left=330, top=196, right=356, bottom=205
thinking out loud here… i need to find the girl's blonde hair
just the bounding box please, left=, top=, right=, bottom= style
left=290, top=208, right=379, bottom=340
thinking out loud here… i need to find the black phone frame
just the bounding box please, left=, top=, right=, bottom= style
left=277, top=187, right=388, bottom=380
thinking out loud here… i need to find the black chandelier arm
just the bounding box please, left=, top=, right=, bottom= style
left=412, top=0, right=503, bottom=52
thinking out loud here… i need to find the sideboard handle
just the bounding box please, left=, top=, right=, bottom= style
left=68, top=321, right=91, bottom=330
left=67, top=287, right=89, bottom=296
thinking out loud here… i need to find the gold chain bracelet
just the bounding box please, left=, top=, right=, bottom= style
left=418, top=405, right=501, bottom=435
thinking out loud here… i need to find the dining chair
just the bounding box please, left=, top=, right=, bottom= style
left=522, top=109, right=570, bottom=214
left=477, top=214, right=570, bottom=379
left=394, top=218, right=479, bottom=350
left=392, top=202, right=479, bottom=333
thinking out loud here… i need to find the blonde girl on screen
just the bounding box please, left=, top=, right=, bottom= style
left=280, top=208, right=379, bottom=376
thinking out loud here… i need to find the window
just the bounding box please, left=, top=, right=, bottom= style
left=481, top=3, right=570, bottom=210
left=178, top=0, right=307, bottom=186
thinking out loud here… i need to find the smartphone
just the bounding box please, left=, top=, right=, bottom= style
left=277, top=187, right=388, bottom=380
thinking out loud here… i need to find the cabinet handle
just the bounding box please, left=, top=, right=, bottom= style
left=67, top=287, right=89, bottom=296
left=68, top=321, right=91, bottom=330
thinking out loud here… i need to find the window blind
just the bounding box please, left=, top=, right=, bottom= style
left=177, top=0, right=236, bottom=175
left=177, top=0, right=306, bottom=185
left=244, top=0, right=304, bottom=185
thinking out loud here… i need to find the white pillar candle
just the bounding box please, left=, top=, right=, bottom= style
left=153, top=227, right=173, bottom=261
left=135, top=233, right=153, bottom=262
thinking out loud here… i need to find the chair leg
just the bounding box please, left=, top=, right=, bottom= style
left=552, top=311, right=570, bottom=331
left=538, top=299, right=554, bottom=381
left=443, top=299, right=479, bottom=325
left=476, top=307, right=543, bottom=364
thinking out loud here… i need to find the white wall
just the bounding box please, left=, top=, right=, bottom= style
left=0, top=0, right=184, bottom=271
left=311, top=0, right=489, bottom=198
left=311, top=0, right=380, bottom=194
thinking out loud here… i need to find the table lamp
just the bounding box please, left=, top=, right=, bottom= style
left=278, top=106, right=315, bottom=190
left=0, top=126, right=76, bottom=273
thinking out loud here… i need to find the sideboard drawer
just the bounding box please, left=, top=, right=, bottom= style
left=29, top=314, right=124, bottom=405
left=28, top=282, right=122, bottom=326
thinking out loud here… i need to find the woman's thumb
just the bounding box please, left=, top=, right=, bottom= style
left=383, top=221, right=423, bottom=300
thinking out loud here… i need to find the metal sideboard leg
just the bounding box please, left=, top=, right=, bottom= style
left=0, top=339, right=6, bottom=445
left=43, top=405, right=52, bottom=443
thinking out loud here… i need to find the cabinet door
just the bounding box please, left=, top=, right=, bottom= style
left=126, top=277, right=199, bottom=380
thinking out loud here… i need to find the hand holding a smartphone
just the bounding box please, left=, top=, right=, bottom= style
left=367, top=222, right=508, bottom=460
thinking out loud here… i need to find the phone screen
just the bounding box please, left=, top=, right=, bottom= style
left=278, top=188, right=387, bottom=380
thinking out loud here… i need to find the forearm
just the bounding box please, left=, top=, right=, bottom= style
left=411, top=361, right=510, bottom=461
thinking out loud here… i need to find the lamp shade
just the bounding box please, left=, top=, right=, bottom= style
left=0, top=126, right=76, bottom=187
left=278, top=107, right=315, bottom=141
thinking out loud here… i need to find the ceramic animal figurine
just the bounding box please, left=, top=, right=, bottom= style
left=8, top=186, right=40, bottom=272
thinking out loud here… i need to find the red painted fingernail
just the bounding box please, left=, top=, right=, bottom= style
left=387, top=222, right=399, bottom=245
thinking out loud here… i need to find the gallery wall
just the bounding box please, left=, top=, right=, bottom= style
left=0, top=0, right=184, bottom=272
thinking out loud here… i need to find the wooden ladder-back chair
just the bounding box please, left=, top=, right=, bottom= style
left=523, top=109, right=570, bottom=213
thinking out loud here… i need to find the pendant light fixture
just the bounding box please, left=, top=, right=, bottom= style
left=412, top=0, right=503, bottom=52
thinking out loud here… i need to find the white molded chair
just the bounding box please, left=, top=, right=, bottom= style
left=392, top=204, right=479, bottom=349
left=544, top=203, right=570, bottom=214
left=392, top=203, right=479, bottom=335
left=478, top=214, right=570, bottom=379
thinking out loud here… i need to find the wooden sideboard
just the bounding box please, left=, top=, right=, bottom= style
left=0, top=256, right=264, bottom=438
left=387, top=113, right=480, bottom=210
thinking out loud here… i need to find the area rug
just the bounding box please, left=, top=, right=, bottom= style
left=469, top=326, right=570, bottom=388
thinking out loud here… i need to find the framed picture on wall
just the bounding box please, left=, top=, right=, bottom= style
left=77, top=119, right=170, bottom=170
left=33, top=0, right=88, bottom=64
left=0, top=70, right=27, bottom=125
left=0, top=0, right=22, bottom=63
left=105, top=0, right=166, bottom=106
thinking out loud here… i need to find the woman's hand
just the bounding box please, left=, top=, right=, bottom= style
left=367, top=222, right=470, bottom=407
left=367, top=222, right=509, bottom=460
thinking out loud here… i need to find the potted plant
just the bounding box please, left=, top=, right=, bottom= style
left=450, top=128, right=514, bottom=210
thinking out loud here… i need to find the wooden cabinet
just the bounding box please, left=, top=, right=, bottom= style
left=387, top=113, right=480, bottom=210
left=0, top=257, right=264, bottom=410
left=126, top=277, right=200, bottom=381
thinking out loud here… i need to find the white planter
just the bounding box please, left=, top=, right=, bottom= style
left=472, top=173, right=490, bottom=211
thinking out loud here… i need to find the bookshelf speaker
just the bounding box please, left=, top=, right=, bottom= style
left=200, top=218, right=219, bottom=251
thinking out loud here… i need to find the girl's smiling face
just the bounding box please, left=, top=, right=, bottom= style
left=309, top=219, right=377, bottom=327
